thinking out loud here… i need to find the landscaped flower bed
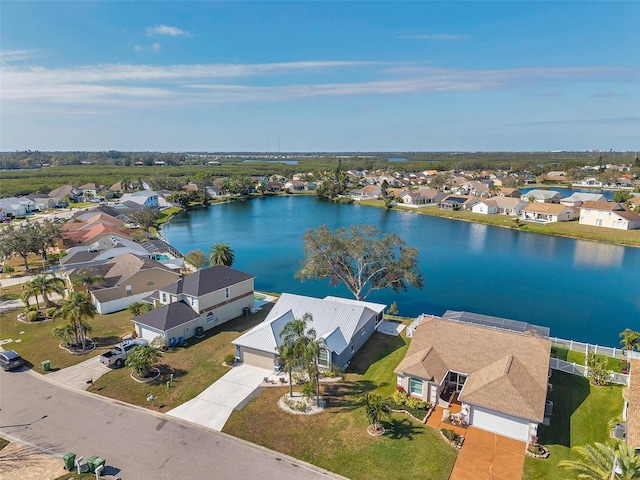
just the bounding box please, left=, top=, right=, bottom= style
left=440, top=428, right=464, bottom=448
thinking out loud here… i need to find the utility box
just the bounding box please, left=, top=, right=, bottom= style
left=62, top=452, right=76, bottom=471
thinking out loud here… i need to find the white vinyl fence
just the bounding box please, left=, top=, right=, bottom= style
left=550, top=337, right=626, bottom=360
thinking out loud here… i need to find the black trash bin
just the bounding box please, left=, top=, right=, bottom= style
left=195, top=326, right=204, bottom=338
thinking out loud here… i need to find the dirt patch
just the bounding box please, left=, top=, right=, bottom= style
left=0, top=443, right=67, bottom=480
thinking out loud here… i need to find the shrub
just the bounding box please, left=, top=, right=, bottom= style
left=27, top=310, right=40, bottom=322
left=393, top=389, right=410, bottom=405
left=224, top=353, right=236, bottom=366
left=441, top=428, right=463, bottom=447
left=45, top=307, right=58, bottom=318
left=284, top=398, right=308, bottom=412
left=406, top=396, right=430, bottom=410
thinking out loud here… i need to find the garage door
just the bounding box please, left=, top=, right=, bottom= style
left=470, top=405, right=530, bottom=441
left=139, top=325, right=163, bottom=344
left=241, top=347, right=275, bottom=370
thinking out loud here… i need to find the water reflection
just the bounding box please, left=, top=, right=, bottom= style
left=468, top=223, right=488, bottom=253
left=574, top=241, right=624, bottom=268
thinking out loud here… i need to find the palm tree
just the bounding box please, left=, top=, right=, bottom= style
left=127, top=301, right=153, bottom=317
left=23, top=273, right=66, bottom=309
left=209, top=242, right=235, bottom=267
left=558, top=442, right=640, bottom=479
left=53, top=292, right=96, bottom=350
left=363, top=394, right=389, bottom=433
left=620, top=328, right=640, bottom=354
left=125, top=344, right=161, bottom=378
left=276, top=342, right=298, bottom=397
left=70, top=271, right=105, bottom=292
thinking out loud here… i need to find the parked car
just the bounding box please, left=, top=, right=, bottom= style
left=100, top=338, right=148, bottom=368
left=0, top=350, right=25, bottom=371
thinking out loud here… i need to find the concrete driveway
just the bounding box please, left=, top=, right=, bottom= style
left=45, top=355, right=111, bottom=390
left=167, top=364, right=272, bottom=431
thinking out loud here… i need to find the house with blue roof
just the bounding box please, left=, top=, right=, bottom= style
left=232, top=293, right=386, bottom=370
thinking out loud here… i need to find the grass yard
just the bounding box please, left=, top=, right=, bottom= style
left=523, top=371, right=624, bottom=480
left=551, top=346, right=628, bottom=373
left=223, top=331, right=458, bottom=480
left=0, top=305, right=135, bottom=372
left=88, top=305, right=273, bottom=411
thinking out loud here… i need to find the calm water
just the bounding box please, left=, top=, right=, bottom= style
left=162, top=196, right=640, bottom=346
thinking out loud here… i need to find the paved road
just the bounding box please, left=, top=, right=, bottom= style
left=0, top=369, right=344, bottom=479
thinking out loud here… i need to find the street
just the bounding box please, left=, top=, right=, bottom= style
left=0, top=369, right=343, bottom=479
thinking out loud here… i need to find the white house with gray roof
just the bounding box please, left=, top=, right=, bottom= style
left=233, top=293, right=386, bottom=371
left=132, top=266, right=255, bottom=346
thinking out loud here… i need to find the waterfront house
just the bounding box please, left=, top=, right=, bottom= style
left=60, top=234, right=151, bottom=270
left=232, top=293, right=385, bottom=370
left=495, top=187, right=522, bottom=198
left=522, top=203, right=578, bottom=222
left=579, top=201, right=640, bottom=230
left=132, top=266, right=255, bottom=346
left=438, top=195, right=481, bottom=211
left=400, top=190, right=428, bottom=205
left=119, top=190, right=159, bottom=208
left=560, top=192, right=608, bottom=207
left=394, top=313, right=551, bottom=442
left=352, top=185, right=382, bottom=200
left=572, top=178, right=604, bottom=188
left=472, top=197, right=528, bottom=215
left=622, top=359, right=640, bottom=451
left=521, top=190, right=562, bottom=203
left=67, top=253, right=181, bottom=314
left=471, top=199, right=498, bottom=215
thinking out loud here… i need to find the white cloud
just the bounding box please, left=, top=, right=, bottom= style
left=0, top=49, right=43, bottom=65
left=134, top=43, right=161, bottom=53
left=399, top=33, right=467, bottom=41
left=146, top=25, right=190, bottom=36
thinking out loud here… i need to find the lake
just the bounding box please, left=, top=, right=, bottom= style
left=161, top=195, right=640, bottom=347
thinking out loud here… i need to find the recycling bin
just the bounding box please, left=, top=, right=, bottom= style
left=63, top=452, right=76, bottom=471
left=42, top=360, right=51, bottom=371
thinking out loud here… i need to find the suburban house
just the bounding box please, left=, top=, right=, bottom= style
left=48, top=184, right=80, bottom=204
left=400, top=190, right=428, bottom=205
left=560, top=192, right=608, bottom=207
left=416, top=187, right=447, bottom=204
left=66, top=253, right=181, bottom=314
left=438, top=195, right=481, bottom=211
left=0, top=197, right=38, bottom=217
left=622, top=358, right=640, bottom=452
left=119, top=190, right=159, bottom=208
left=521, top=190, right=562, bottom=203
left=60, top=234, right=151, bottom=270
left=395, top=312, right=551, bottom=442
left=0, top=206, right=8, bottom=221
left=579, top=201, right=640, bottom=230
left=495, top=187, right=522, bottom=198
left=233, top=293, right=386, bottom=370
left=352, top=185, right=382, bottom=200
left=131, top=266, right=255, bottom=346
left=26, top=194, right=56, bottom=211
left=522, top=203, right=579, bottom=222
left=78, top=183, right=103, bottom=201
left=572, top=178, right=604, bottom=188
left=472, top=197, right=529, bottom=216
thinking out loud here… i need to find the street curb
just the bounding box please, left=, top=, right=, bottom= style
left=25, top=369, right=349, bottom=480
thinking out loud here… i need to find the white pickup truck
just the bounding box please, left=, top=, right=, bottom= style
left=100, top=338, right=148, bottom=368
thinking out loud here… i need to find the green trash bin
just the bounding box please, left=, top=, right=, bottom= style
left=63, top=452, right=76, bottom=471
left=87, top=455, right=99, bottom=473
left=42, top=360, right=51, bottom=372
left=93, top=457, right=106, bottom=475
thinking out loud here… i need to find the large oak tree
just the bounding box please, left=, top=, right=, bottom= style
left=295, top=224, right=423, bottom=301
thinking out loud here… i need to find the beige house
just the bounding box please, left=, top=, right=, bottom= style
left=522, top=203, right=578, bottom=222
left=132, top=266, right=255, bottom=346
left=579, top=201, right=640, bottom=230
left=67, top=253, right=181, bottom=314
left=395, top=314, right=551, bottom=442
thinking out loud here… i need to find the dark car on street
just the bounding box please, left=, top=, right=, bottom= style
left=0, top=350, right=25, bottom=371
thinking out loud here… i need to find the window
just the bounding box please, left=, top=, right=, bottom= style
left=318, top=349, right=329, bottom=367
left=207, top=312, right=214, bottom=323
left=350, top=342, right=355, bottom=353
left=409, top=378, right=423, bottom=396
left=225, top=287, right=230, bottom=299
left=161, top=293, right=167, bottom=303
left=125, top=285, right=132, bottom=295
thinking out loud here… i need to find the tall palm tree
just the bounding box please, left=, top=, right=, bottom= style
left=620, top=328, right=640, bottom=354
left=279, top=313, right=320, bottom=403
left=209, top=242, right=235, bottom=267
left=559, top=442, right=640, bottom=479
left=127, top=301, right=153, bottom=317
left=70, top=271, right=105, bottom=292
left=53, top=292, right=96, bottom=350
left=23, top=273, right=66, bottom=309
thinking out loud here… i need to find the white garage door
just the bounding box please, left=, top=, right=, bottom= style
left=139, top=325, right=164, bottom=344
left=241, top=348, right=275, bottom=370
left=470, top=405, right=530, bottom=441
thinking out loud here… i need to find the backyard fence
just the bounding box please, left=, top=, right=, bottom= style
left=548, top=357, right=629, bottom=386
left=550, top=337, right=626, bottom=360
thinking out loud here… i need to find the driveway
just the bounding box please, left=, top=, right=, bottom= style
left=45, top=355, right=111, bottom=390
left=167, top=364, right=272, bottom=431
left=449, top=427, right=526, bottom=480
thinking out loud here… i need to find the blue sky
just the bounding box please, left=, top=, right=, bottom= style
left=1, top=1, right=638, bottom=152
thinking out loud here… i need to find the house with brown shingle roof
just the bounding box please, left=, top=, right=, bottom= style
left=623, top=359, right=640, bottom=450
left=522, top=203, right=578, bottom=222
left=395, top=314, right=551, bottom=442
left=579, top=201, right=640, bottom=230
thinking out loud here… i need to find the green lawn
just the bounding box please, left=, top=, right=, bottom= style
left=223, top=331, right=458, bottom=480
left=551, top=346, right=628, bottom=373
left=88, top=305, right=273, bottom=411
left=523, top=371, right=624, bottom=480
left=0, top=304, right=136, bottom=372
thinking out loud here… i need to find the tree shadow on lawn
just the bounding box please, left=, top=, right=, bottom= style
left=383, top=417, right=424, bottom=441
left=538, top=372, right=590, bottom=447
left=323, top=380, right=379, bottom=412
left=149, top=365, right=188, bottom=385
left=346, top=333, right=407, bottom=375
left=91, top=335, right=122, bottom=348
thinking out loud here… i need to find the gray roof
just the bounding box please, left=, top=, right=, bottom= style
left=131, top=301, right=199, bottom=331
left=163, top=266, right=254, bottom=297
left=233, top=293, right=385, bottom=355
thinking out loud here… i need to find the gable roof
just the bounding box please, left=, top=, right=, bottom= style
left=394, top=316, right=551, bottom=422
left=162, top=265, right=254, bottom=297
left=524, top=189, right=562, bottom=199
left=48, top=185, right=76, bottom=198
left=523, top=203, right=574, bottom=215
left=580, top=201, right=622, bottom=211
left=233, top=293, right=385, bottom=356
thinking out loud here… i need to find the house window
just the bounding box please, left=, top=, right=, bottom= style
left=350, top=342, right=355, bottom=353
left=207, top=312, right=214, bottom=323
left=409, top=378, right=423, bottom=396
left=318, top=348, right=329, bottom=367
left=225, top=287, right=230, bottom=299
left=125, top=285, right=132, bottom=295
left=161, top=293, right=167, bottom=303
